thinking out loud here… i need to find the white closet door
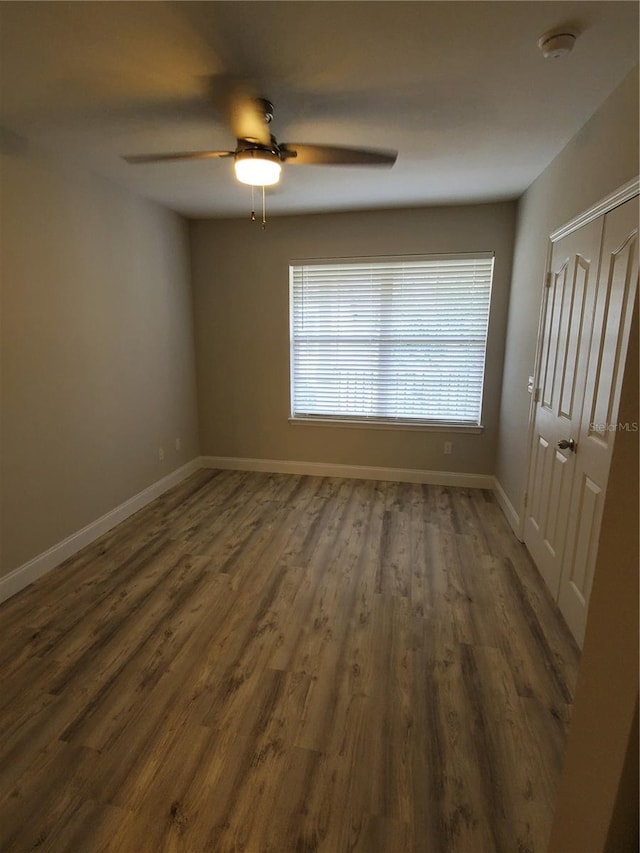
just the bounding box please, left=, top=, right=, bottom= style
left=524, top=217, right=604, bottom=599
left=558, top=198, right=639, bottom=646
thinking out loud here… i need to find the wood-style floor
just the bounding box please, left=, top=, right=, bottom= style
left=0, top=470, right=580, bottom=853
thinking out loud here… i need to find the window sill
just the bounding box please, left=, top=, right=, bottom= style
left=288, top=417, right=484, bottom=434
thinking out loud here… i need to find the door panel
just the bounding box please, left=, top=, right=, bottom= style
left=528, top=434, right=548, bottom=531
left=559, top=257, right=590, bottom=419
left=540, top=260, right=569, bottom=409
left=558, top=199, right=639, bottom=645
left=524, top=218, right=604, bottom=598
left=588, top=227, right=638, bottom=439
left=544, top=449, right=569, bottom=554
left=566, top=474, right=601, bottom=599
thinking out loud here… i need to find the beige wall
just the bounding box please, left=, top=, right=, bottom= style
left=190, top=202, right=516, bottom=473
left=495, top=67, right=639, bottom=847
left=0, top=144, right=200, bottom=578
left=495, top=67, right=639, bottom=512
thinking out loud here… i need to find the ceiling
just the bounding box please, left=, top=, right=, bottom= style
left=0, top=2, right=637, bottom=218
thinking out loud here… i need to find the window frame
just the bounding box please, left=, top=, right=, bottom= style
left=288, top=252, right=494, bottom=431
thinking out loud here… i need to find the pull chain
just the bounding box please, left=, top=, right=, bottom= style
left=249, top=185, right=267, bottom=229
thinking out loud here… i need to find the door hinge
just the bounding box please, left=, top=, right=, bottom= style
left=545, top=272, right=552, bottom=288
left=534, top=387, right=541, bottom=403
left=523, top=492, right=528, bottom=510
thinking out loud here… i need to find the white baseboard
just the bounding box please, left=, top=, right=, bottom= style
left=200, top=455, right=494, bottom=489
left=0, top=455, right=502, bottom=607
left=492, top=476, right=522, bottom=539
left=0, top=458, right=201, bottom=605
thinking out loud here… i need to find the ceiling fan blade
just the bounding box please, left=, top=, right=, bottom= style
left=279, top=143, right=397, bottom=167
left=122, top=150, right=234, bottom=164
left=227, top=85, right=271, bottom=146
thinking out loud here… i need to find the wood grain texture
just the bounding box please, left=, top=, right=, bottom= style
left=0, top=470, right=580, bottom=852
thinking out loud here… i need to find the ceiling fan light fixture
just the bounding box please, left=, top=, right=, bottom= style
left=234, top=149, right=282, bottom=186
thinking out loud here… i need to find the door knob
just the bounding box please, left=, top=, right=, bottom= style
left=557, top=438, right=576, bottom=452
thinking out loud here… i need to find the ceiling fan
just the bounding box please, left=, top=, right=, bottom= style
left=122, top=89, right=398, bottom=189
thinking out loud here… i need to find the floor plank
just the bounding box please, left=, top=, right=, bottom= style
left=0, top=471, right=580, bottom=852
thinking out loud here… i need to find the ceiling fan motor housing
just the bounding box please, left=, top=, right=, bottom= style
left=257, top=98, right=274, bottom=124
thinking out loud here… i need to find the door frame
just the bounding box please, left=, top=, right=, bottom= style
left=518, top=175, right=639, bottom=541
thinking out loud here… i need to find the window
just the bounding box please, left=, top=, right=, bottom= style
left=290, top=253, right=494, bottom=427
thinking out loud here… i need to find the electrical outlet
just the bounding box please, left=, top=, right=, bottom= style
left=175, top=437, right=181, bottom=452
left=158, top=447, right=165, bottom=462
left=443, top=441, right=453, bottom=455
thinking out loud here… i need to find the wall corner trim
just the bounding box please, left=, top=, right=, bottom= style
left=550, top=176, right=639, bottom=242
left=0, top=458, right=202, bottom=605
left=492, top=476, right=522, bottom=538
left=200, top=455, right=494, bottom=489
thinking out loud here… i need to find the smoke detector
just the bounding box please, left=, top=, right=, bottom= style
left=538, top=30, right=577, bottom=59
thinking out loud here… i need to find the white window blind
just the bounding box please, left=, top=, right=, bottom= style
left=290, top=253, right=494, bottom=426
